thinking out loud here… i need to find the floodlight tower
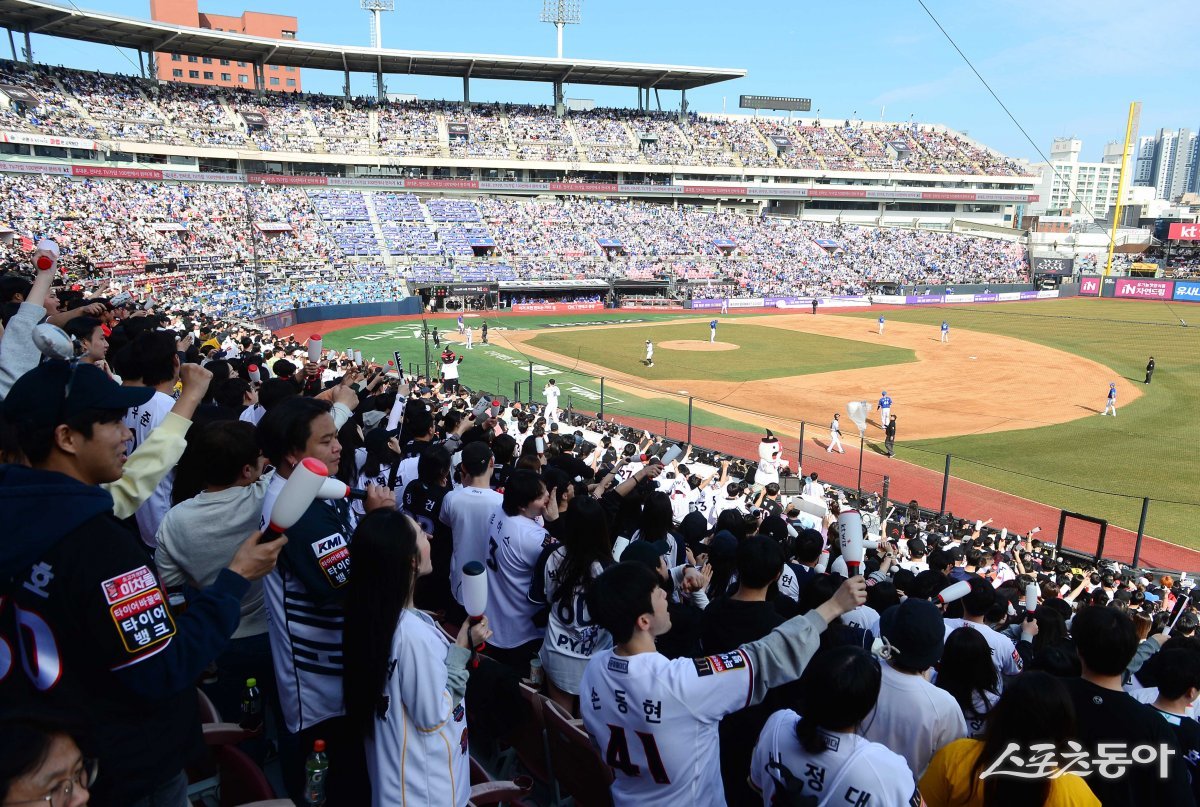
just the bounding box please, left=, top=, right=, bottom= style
left=362, top=0, right=394, bottom=100
left=541, top=0, right=581, bottom=59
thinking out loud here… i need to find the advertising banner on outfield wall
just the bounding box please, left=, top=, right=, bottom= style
left=1079, top=276, right=1101, bottom=296
left=510, top=302, right=604, bottom=313
left=1032, top=256, right=1075, bottom=276
left=1114, top=279, right=1173, bottom=299
left=973, top=293, right=999, bottom=302
left=906, top=294, right=945, bottom=305
left=1172, top=282, right=1200, bottom=302
left=997, top=292, right=1023, bottom=301
left=688, top=299, right=725, bottom=310
left=944, top=294, right=975, bottom=303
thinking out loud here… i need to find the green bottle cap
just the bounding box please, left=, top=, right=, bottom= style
left=246, top=677, right=257, bottom=688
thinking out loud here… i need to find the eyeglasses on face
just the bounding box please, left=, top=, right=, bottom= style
left=6, top=757, right=97, bottom=807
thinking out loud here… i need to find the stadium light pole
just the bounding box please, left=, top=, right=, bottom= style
left=362, top=0, right=395, bottom=100
left=541, top=0, right=582, bottom=59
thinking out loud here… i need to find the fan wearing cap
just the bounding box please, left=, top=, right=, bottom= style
left=1103, top=381, right=1118, bottom=416
left=860, top=598, right=968, bottom=777
left=581, top=561, right=867, bottom=806
left=0, top=360, right=286, bottom=806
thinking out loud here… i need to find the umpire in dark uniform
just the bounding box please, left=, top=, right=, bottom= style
left=1145, top=356, right=1155, bottom=384
left=884, top=415, right=897, bottom=457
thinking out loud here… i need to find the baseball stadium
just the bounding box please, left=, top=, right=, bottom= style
left=0, top=0, right=1193, bottom=565
left=1, top=0, right=1200, bottom=801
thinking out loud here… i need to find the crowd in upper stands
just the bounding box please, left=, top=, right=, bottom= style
left=0, top=247, right=1195, bottom=806
left=0, top=59, right=1035, bottom=174
left=0, top=175, right=1030, bottom=315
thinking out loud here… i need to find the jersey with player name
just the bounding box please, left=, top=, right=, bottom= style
left=581, top=648, right=755, bottom=806
left=543, top=546, right=612, bottom=661
left=750, top=709, right=920, bottom=807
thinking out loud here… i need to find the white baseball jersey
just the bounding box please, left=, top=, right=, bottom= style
left=544, top=384, right=561, bottom=408
left=615, top=460, right=644, bottom=485
left=667, top=478, right=696, bottom=523
left=714, top=494, right=748, bottom=518
left=750, top=709, right=919, bottom=807
left=124, top=390, right=177, bottom=546
left=366, top=609, right=470, bottom=807
left=581, top=648, right=755, bottom=806
left=439, top=485, right=503, bottom=605
left=543, top=546, right=612, bottom=662
left=861, top=661, right=968, bottom=777
left=485, top=509, right=550, bottom=649
left=942, top=619, right=1023, bottom=683
left=645, top=343, right=654, bottom=360
left=694, top=482, right=722, bottom=528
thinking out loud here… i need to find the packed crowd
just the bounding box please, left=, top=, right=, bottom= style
left=0, top=177, right=1029, bottom=315
left=0, top=250, right=1193, bottom=807
left=0, top=59, right=1034, bottom=174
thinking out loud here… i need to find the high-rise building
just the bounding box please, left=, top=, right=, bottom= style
left=1132, top=127, right=1197, bottom=201
left=1031, top=137, right=1124, bottom=220
left=149, top=0, right=300, bottom=92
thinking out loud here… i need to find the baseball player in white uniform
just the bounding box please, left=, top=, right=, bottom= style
left=465, top=326, right=473, bottom=350
left=581, top=563, right=867, bottom=807
left=827, top=413, right=845, bottom=454
left=543, top=378, right=561, bottom=423
left=878, top=391, right=892, bottom=427
left=720, top=298, right=729, bottom=314
left=1103, top=382, right=1117, bottom=416
left=644, top=339, right=654, bottom=367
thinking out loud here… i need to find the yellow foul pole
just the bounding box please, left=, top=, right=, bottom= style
left=1104, top=101, right=1142, bottom=277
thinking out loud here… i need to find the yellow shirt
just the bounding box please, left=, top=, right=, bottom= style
left=919, top=739, right=1100, bottom=807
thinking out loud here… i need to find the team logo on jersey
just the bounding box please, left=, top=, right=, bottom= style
left=607, top=657, right=629, bottom=674
left=311, top=533, right=351, bottom=588
left=102, top=567, right=176, bottom=655
left=693, top=650, right=748, bottom=676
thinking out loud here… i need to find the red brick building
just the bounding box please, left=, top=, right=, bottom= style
left=149, top=0, right=300, bottom=91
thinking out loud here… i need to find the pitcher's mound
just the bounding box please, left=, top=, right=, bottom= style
left=659, top=340, right=739, bottom=352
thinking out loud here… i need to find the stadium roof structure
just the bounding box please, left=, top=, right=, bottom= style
left=0, top=0, right=745, bottom=91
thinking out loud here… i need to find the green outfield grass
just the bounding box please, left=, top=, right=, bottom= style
left=525, top=322, right=916, bottom=381
left=842, top=299, right=1200, bottom=547
left=323, top=301, right=1200, bottom=548
left=320, top=312, right=759, bottom=435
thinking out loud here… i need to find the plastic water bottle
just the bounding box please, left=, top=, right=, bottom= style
left=305, top=739, right=328, bottom=806
left=239, top=678, right=262, bottom=732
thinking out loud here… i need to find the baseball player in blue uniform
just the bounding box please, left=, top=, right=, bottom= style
left=879, top=391, right=892, bottom=426
left=710, top=319, right=718, bottom=343
left=940, top=320, right=950, bottom=343
left=1103, top=382, right=1117, bottom=416
left=878, top=315, right=885, bottom=335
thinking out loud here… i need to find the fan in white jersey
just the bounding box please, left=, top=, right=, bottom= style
left=539, top=497, right=614, bottom=711
left=440, top=442, right=503, bottom=612
left=750, top=646, right=920, bottom=806
left=942, top=577, right=1025, bottom=687
left=580, top=561, right=868, bottom=806
left=485, top=470, right=557, bottom=669
left=343, top=509, right=491, bottom=807
left=352, top=431, right=401, bottom=517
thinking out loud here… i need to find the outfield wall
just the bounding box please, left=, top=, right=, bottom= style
left=254, top=297, right=423, bottom=330
left=1078, top=275, right=1200, bottom=302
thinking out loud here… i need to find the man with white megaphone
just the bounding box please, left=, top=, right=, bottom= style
left=257, top=397, right=395, bottom=803
left=940, top=577, right=1026, bottom=686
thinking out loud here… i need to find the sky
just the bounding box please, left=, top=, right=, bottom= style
left=16, top=0, right=1200, bottom=164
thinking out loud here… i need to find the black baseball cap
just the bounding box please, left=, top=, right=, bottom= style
left=879, top=599, right=945, bottom=671
left=4, top=360, right=153, bottom=427
left=461, top=441, right=493, bottom=476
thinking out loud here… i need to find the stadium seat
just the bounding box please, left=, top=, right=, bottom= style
left=543, top=698, right=614, bottom=807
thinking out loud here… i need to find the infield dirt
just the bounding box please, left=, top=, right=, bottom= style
left=495, top=313, right=1139, bottom=441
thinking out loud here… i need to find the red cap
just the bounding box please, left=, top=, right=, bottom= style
left=248, top=364, right=259, bottom=372
left=313, top=739, right=326, bottom=752
left=492, top=400, right=501, bottom=406
left=387, top=360, right=394, bottom=366
left=310, top=334, right=322, bottom=341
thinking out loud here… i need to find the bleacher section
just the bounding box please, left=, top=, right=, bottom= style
left=0, top=60, right=1033, bottom=175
